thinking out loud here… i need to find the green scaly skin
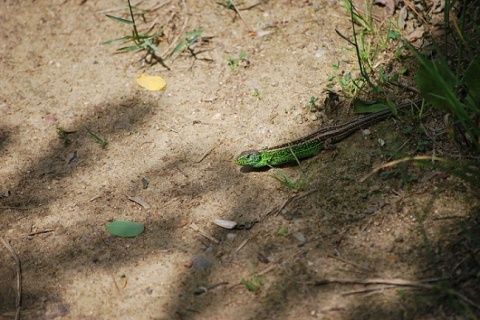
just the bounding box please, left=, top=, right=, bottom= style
left=236, top=140, right=325, bottom=168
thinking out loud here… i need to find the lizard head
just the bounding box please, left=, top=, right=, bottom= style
left=235, top=150, right=264, bottom=167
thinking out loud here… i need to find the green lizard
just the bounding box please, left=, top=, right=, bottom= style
left=236, top=100, right=419, bottom=168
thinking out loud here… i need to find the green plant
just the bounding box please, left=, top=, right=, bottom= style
left=326, top=64, right=362, bottom=97
left=241, top=273, right=262, bottom=292
left=217, top=0, right=234, bottom=9
left=329, top=1, right=403, bottom=99
left=252, top=88, right=261, bottom=100
left=56, top=127, right=75, bottom=145
left=85, top=127, right=108, bottom=148
left=169, top=30, right=205, bottom=59
left=277, top=227, right=288, bottom=236
left=103, top=0, right=168, bottom=68
left=270, top=168, right=310, bottom=192
left=227, top=52, right=247, bottom=71
left=409, top=1, right=480, bottom=187
left=306, top=96, right=319, bottom=111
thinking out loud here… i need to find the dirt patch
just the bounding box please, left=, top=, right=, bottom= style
left=1, top=0, right=479, bottom=319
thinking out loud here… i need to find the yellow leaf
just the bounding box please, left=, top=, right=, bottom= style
left=135, top=74, right=167, bottom=91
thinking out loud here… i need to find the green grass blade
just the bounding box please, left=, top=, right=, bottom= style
left=85, top=127, right=108, bottom=147
left=117, top=45, right=142, bottom=52
left=102, top=39, right=131, bottom=46
left=106, top=14, right=134, bottom=25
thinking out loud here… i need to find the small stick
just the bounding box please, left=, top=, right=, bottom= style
left=160, top=0, right=189, bottom=58
left=235, top=238, right=249, bottom=253
left=327, top=254, right=374, bottom=274
left=311, top=277, right=480, bottom=310
left=341, top=285, right=398, bottom=296
left=1, top=238, right=21, bottom=320
left=190, top=223, right=219, bottom=244
left=163, top=122, right=179, bottom=133
left=27, top=229, right=54, bottom=237
left=229, top=0, right=253, bottom=32
left=0, top=206, right=31, bottom=210
left=359, top=155, right=443, bottom=182
left=89, top=194, right=101, bottom=202
left=312, top=277, right=437, bottom=287
left=128, top=196, right=150, bottom=209
left=195, top=147, right=213, bottom=163
left=109, top=271, right=124, bottom=301
left=266, top=188, right=317, bottom=217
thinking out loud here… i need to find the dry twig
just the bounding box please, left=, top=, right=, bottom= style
left=312, top=277, right=480, bottom=310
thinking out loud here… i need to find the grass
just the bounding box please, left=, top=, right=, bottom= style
left=227, top=52, right=248, bottom=71
left=269, top=146, right=312, bottom=192
left=169, top=29, right=204, bottom=57
left=103, top=0, right=168, bottom=68
left=56, top=127, right=75, bottom=145
left=305, top=96, right=319, bottom=112
left=408, top=0, right=480, bottom=187
left=334, top=0, right=480, bottom=188
left=327, top=0, right=403, bottom=99
left=333, top=0, right=480, bottom=316
left=269, top=168, right=310, bottom=192
left=241, top=271, right=262, bottom=293
left=85, top=127, right=108, bottom=148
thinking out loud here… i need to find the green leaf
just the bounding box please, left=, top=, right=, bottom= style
left=117, top=45, right=142, bottom=52
left=278, top=227, right=288, bottom=236
left=241, top=279, right=257, bottom=292
left=387, top=30, right=400, bottom=40
left=415, top=58, right=458, bottom=110
left=102, top=37, right=131, bottom=45
left=353, top=100, right=394, bottom=114
left=106, top=221, right=145, bottom=238
left=464, top=59, right=480, bottom=110
left=106, top=14, right=134, bottom=25
left=170, top=40, right=187, bottom=57
left=185, top=29, right=204, bottom=39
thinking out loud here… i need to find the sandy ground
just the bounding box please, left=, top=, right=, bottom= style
left=1, top=0, right=479, bottom=319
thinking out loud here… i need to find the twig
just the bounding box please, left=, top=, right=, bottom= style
left=27, top=229, right=54, bottom=237
left=384, top=137, right=412, bottom=162
left=190, top=223, right=219, bottom=244
left=341, top=285, right=398, bottom=296
left=402, top=0, right=430, bottom=26
left=0, top=206, right=29, bottom=210
left=229, top=0, right=253, bottom=32
left=312, top=277, right=480, bottom=310
left=128, top=196, right=151, bottom=209
left=235, top=238, right=249, bottom=253
left=109, top=271, right=124, bottom=301
left=162, top=122, right=179, bottom=133
left=266, top=188, right=317, bottom=217
left=313, top=277, right=439, bottom=287
left=359, top=155, right=443, bottom=182
left=1, top=238, right=21, bottom=320
left=194, top=281, right=229, bottom=295
left=195, top=147, right=213, bottom=163
left=327, top=254, right=374, bottom=274
left=160, top=0, right=189, bottom=58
